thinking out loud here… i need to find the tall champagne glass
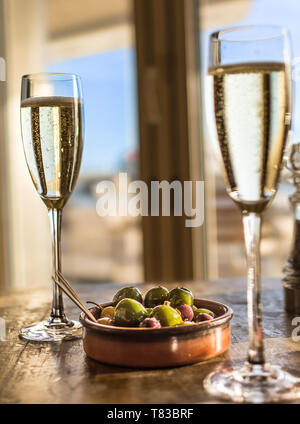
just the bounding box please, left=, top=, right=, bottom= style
left=204, top=26, right=300, bottom=402
left=19, top=73, right=84, bottom=342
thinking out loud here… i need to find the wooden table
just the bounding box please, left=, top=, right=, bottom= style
left=0, top=278, right=299, bottom=404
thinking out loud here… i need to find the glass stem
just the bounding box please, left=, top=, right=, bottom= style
left=48, top=208, right=66, bottom=322
left=242, top=212, right=265, bottom=365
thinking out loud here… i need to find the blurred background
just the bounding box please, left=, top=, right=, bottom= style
left=0, top=0, right=298, bottom=291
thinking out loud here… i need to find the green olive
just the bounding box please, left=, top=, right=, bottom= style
left=144, top=286, right=169, bottom=308
left=97, top=317, right=113, bottom=325
left=194, top=308, right=215, bottom=319
left=168, top=287, right=194, bottom=308
left=114, top=298, right=148, bottom=327
left=101, top=306, right=115, bottom=319
left=113, top=286, right=143, bottom=305
left=151, top=304, right=183, bottom=327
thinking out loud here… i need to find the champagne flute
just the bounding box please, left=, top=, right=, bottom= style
left=204, top=26, right=300, bottom=402
left=19, top=73, right=84, bottom=342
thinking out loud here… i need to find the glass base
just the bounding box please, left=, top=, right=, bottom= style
left=19, top=319, right=82, bottom=342
left=204, top=363, right=300, bottom=403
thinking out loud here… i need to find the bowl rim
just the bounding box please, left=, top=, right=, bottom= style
left=80, top=297, right=233, bottom=335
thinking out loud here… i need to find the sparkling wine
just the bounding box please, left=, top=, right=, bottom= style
left=21, top=96, right=83, bottom=209
left=208, top=62, right=289, bottom=213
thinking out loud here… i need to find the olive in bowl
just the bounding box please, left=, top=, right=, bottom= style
left=168, top=287, right=194, bottom=308
left=144, top=286, right=169, bottom=308
left=151, top=304, right=183, bottom=327
left=114, top=298, right=148, bottom=327
left=94, top=285, right=215, bottom=329
left=113, top=286, right=143, bottom=305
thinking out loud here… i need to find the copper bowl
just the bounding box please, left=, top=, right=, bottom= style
left=80, top=298, right=233, bottom=368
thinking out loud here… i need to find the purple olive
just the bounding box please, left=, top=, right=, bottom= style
left=139, top=317, right=162, bottom=328
left=177, top=304, right=194, bottom=321
left=195, top=313, right=213, bottom=322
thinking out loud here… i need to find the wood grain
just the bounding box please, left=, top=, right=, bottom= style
left=0, top=278, right=299, bottom=403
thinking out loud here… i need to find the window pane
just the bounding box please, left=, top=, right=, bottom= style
left=46, top=0, right=143, bottom=283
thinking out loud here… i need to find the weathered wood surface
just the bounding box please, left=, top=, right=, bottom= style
left=0, top=278, right=299, bottom=404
